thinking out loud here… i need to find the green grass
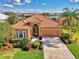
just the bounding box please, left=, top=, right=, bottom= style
left=0, top=49, right=44, bottom=59
left=0, top=49, right=17, bottom=59
left=13, top=49, right=44, bottom=59
left=67, top=44, right=79, bottom=59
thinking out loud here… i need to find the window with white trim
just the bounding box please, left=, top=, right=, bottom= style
left=16, top=30, right=25, bottom=39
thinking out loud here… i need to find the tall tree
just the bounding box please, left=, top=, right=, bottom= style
left=7, top=13, right=17, bottom=25
left=62, top=8, right=79, bottom=27
left=62, top=8, right=79, bottom=39
left=0, top=24, right=4, bottom=48
left=0, top=22, right=14, bottom=46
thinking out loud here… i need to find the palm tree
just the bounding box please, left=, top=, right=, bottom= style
left=62, top=7, right=79, bottom=39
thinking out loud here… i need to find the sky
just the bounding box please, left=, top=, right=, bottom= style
left=0, top=0, right=79, bottom=13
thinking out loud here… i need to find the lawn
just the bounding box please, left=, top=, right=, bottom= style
left=0, top=49, right=17, bottom=59
left=0, top=49, right=44, bottom=59
left=13, top=49, right=44, bottom=59
left=67, top=44, right=79, bottom=59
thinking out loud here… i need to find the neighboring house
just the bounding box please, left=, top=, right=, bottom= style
left=13, top=14, right=62, bottom=39
left=0, top=13, right=9, bottom=22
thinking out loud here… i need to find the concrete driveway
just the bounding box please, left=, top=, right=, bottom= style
left=43, top=37, right=75, bottom=59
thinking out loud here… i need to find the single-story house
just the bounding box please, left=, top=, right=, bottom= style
left=13, top=14, right=62, bottom=39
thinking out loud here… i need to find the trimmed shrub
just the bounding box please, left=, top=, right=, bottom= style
left=61, top=33, right=72, bottom=44
left=62, top=33, right=69, bottom=39
left=15, top=41, right=22, bottom=48
left=22, top=45, right=29, bottom=51
left=21, top=38, right=29, bottom=51
left=10, top=39, right=29, bottom=50
left=32, top=41, right=40, bottom=49
left=10, top=40, right=22, bottom=48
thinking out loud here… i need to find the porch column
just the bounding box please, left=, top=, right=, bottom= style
left=28, top=28, right=31, bottom=40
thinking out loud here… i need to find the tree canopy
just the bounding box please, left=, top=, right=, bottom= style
left=62, top=8, right=79, bottom=40
left=0, top=22, right=14, bottom=47
left=7, top=13, right=17, bottom=25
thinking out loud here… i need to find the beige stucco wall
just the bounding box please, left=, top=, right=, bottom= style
left=13, top=27, right=62, bottom=40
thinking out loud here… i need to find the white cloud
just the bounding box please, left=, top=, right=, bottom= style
left=14, top=0, right=21, bottom=3
left=42, top=3, right=47, bottom=6
left=13, top=2, right=23, bottom=5
left=25, top=0, right=31, bottom=3
left=13, top=0, right=31, bottom=5
left=70, top=0, right=79, bottom=2
left=6, top=0, right=21, bottom=3
left=3, top=4, right=14, bottom=8
left=6, top=0, right=31, bottom=6
left=13, top=0, right=23, bottom=5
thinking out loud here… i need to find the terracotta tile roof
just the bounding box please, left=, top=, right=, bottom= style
left=55, top=18, right=63, bottom=25
left=13, top=14, right=61, bottom=29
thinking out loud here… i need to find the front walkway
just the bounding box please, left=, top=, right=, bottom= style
left=43, top=37, right=75, bottom=59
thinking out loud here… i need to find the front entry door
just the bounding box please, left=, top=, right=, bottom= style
left=32, top=24, right=39, bottom=37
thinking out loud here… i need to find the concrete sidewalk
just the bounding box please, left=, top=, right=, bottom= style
left=43, top=37, right=75, bottom=59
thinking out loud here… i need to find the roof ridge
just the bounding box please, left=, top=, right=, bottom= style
left=34, top=16, right=43, bottom=22
left=35, top=14, right=60, bottom=25
left=13, top=14, right=61, bottom=28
